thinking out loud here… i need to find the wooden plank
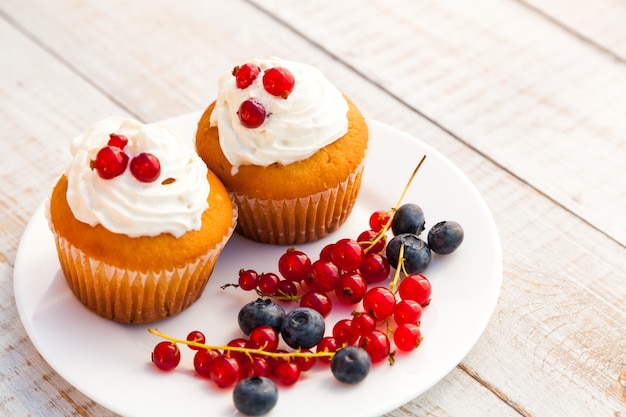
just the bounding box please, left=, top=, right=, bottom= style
left=523, top=0, right=626, bottom=60
left=247, top=0, right=626, bottom=247
left=0, top=18, right=130, bottom=417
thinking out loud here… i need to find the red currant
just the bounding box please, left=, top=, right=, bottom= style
left=359, top=330, right=390, bottom=363
left=107, top=133, right=129, bottom=149
left=362, top=287, right=396, bottom=320
left=369, top=210, right=392, bottom=232
left=278, top=248, right=311, bottom=282
left=258, top=273, right=280, bottom=296
left=225, top=338, right=248, bottom=363
left=151, top=341, right=180, bottom=371
left=263, top=66, right=295, bottom=98
left=238, top=99, right=266, bottom=128
left=352, top=312, right=376, bottom=336
left=186, top=330, right=206, bottom=350
left=209, top=355, right=241, bottom=388
left=268, top=349, right=290, bottom=370
left=316, top=336, right=339, bottom=364
left=243, top=355, right=271, bottom=378
left=193, top=348, right=219, bottom=378
left=248, top=326, right=279, bottom=352
left=398, top=274, right=432, bottom=306
left=130, top=152, right=160, bottom=182
left=393, top=299, right=423, bottom=325
left=308, top=259, right=340, bottom=292
left=293, top=350, right=316, bottom=372
left=331, top=238, right=363, bottom=271
left=334, top=272, right=367, bottom=305
left=359, top=252, right=391, bottom=284
left=233, top=63, right=261, bottom=89
left=332, top=319, right=359, bottom=346
left=93, top=146, right=129, bottom=179
left=393, top=323, right=422, bottom=351
left=357, top=229, right=386, bottom=254
left=319, top=243, right=335, bottom=261
left=277, top=279, right=298, bottom=298
left=237, top=269, right=259, bottom=291
left=272, top=361, right=300, bottom=386
left=299, top=290, right=332, bottom=318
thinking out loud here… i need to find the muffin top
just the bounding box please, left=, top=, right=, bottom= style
left=65, top=117, right=210, bottom=238
left=209, top=57, right=349, bottom=174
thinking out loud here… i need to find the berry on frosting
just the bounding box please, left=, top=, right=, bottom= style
left=92, top=134, right=162, bottom=183
left=233, top=63, right=261, bottom=89
left=262, top=67, right=294, bottom=98
left=93, top=146, right=129, bottom=179
left=238, top=99, right=267, bottom=129
left=130, top=152, right=161, bottom=183
left=107, top=133, right=129, bottom=149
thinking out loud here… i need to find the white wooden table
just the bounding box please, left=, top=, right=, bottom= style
left=2, top=1, right=625, bottom=416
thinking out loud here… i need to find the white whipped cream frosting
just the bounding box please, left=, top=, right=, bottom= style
left=209, top=57, right=349, bottom=174
left=66, top=117, right=210, bottom=238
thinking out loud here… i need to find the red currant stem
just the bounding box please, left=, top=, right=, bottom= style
left=384, top=318, right=393, bottom=339
left=221, top=283, right=301, bottom=302
left=148, top=328, right=335, bottom=360
left=220, top=283, right=239, bottom=290
left=399, top=251, right=410, bottom=277
left=389, top=244, right=405, bottom=294
left=362, top=215, right=392, bottom=254
left=253, top=288, right=301, bottom=302
left=363, top=155, right=426, bottom=255
left=393, top=155, right=426, bottom=214
left=386, top=328, right=397, bottom=366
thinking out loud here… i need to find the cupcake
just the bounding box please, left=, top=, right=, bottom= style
left=196, top=57, right=369, bottom=245
left=47, top=117, right=237, bottom=323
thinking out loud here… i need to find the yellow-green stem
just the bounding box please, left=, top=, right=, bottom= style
left=389, top=244, right=405, bottom=294
left=393, top=155, right=426, bottom=214
left=148, top=328, right=335, bottom=360
left=363, top=155, right=426, bottom=255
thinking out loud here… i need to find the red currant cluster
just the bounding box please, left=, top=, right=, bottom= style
left=92, top=133, right=161, bottom=182
left=150, top=326, right=332, bottom=389
left=149, top=156, right=438, bottom=414
left=233, top=62, right=295, bottom=128
left=234, top=237, right=389, bottom=317
left=229, top=207, right=431, bottom=364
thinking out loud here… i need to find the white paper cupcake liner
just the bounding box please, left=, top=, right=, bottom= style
left=233, top=159, right=366, bottom=245
left=49, top=202, right=237, bottom=323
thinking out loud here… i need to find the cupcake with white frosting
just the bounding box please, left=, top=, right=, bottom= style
left=48, top=117, right=237, bottom=323
left=196, top=57, right=369, bottom=244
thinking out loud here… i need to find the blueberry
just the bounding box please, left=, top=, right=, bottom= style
left=280, top=307, right=325, bottom=349
left=428, top=221, right=464, bottom=254
left=391, top=203, right=425, bottom=236
left=386, top=233, right=432, bottom=274
left=238, top=298, right=285, bottom=335
left=233, top=377, right=278, bottom=416
left=330, top=346, right=371, bottom=384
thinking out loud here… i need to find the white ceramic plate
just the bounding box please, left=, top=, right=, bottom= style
left=14, top=114, right=502, bottom=417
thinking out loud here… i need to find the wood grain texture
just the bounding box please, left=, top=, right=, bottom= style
left=249, top=0, right=626, bottom=247
left=523, top=0, right=626, bottom=60
left=1, top=0, right=625, bottom=416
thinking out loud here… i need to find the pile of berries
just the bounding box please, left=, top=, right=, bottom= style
left=149, top=156, right=465, bottom=415
left=150, top=304, right=372, bottom=415
left=92, top=133, right=161, bottom=182
left=228, top=205, right=440, bottom=364
left=233, top=62, right=295, bottom=128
